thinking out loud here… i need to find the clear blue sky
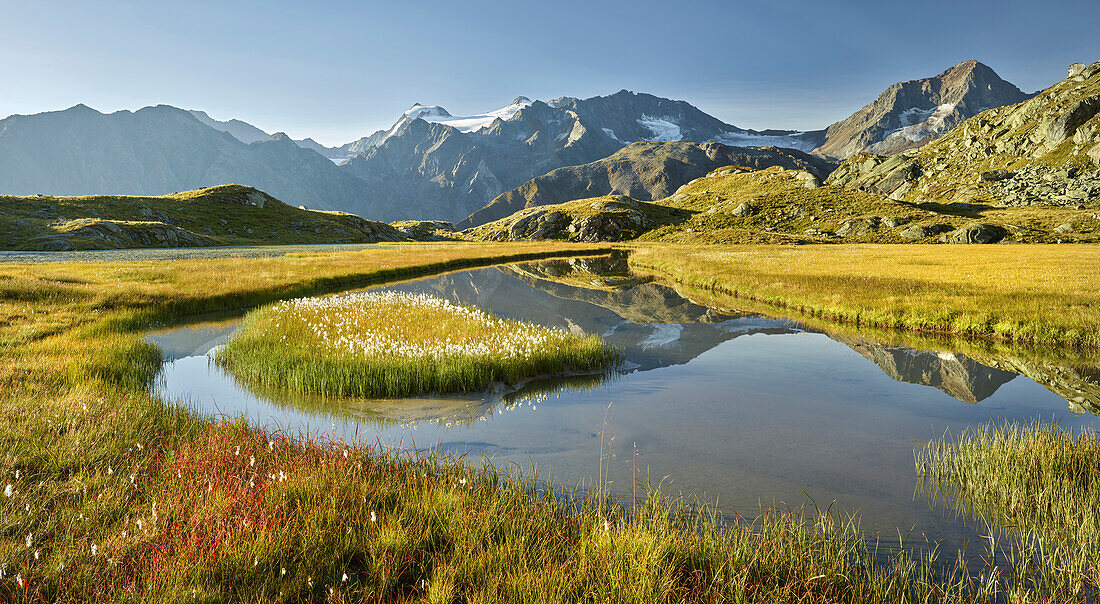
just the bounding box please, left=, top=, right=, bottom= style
left=1, top=0, right=1097, bottom=146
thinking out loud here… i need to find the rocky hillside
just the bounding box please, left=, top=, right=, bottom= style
left=826, top=60, right=1100, bottom=225
left=458, top=142, right=836, bottom=228
left=0, top=185, right=402, bottom=251
left=813, top=60, right=1032, bottom=159
left=466, top=164, right=1098, bottom=244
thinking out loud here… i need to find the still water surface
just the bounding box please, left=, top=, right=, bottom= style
left=149, top=255, right=1100, bottom=550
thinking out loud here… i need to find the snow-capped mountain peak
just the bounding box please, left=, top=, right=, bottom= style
left=391, top=98, right=534, bottom=137
left=404, top=104, right=452, bottom=120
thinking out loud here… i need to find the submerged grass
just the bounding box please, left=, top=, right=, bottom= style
left=0, top=241, right=1096, bottom=601
left=917, top=420, right=1100, bottom=546
left=217, top=291, right=620, bottom=398
left=916, top=420, right=1100, bottom=598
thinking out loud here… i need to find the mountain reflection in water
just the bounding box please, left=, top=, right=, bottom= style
left=149, top=252, right=1100, bottom=549
left=150, top=252, right=1099, bottom=417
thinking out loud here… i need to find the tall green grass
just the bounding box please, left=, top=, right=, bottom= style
left=917, top=420, right=1100, bottom=545
left=916, top=420, right=1100, bottom=598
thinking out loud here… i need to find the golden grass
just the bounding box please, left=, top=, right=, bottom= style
left=0, top=241, right=1096, bottom=600
left=628, top=243, right=1100, bottom=348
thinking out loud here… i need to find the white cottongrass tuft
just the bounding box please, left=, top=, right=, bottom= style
left=251, top=292, right=575, bottom=362
left=3, top=484, right=12, bottom=498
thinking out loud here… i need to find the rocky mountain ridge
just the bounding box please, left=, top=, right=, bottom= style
left=812, top=60, right=1033, bottom=159
left=459, top=142, right=836, bottom=228
left=826, top=60, right=1100, bottom=215
left=334, top=90, right=831, bottom=222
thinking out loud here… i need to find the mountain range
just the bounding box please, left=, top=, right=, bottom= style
left=459, top=141, right=835, bottom=227
left=0, top=60, right=1035, bottom=224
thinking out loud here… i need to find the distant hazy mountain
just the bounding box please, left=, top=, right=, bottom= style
left=188, top=109, right=272, bottom=144
left=0, top=104, right=381, bottom=214
left=4, top=70, right=1035, bottom=225
left=813, top=60, right=1032, bottom=159
left=459, top=141, right=836, bottom=227
left=187, top=109, right=357, bottom=163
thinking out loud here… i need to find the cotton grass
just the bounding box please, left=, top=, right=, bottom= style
left=216, top=291, right=620, bottom=398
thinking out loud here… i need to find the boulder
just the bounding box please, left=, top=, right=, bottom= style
left=245, top=191, right=268, bottom=208
left=731, top=202, right=755, bottom=217
left=979, top=169, right=1015, bottom=182
left=793, top=170, right=823, bottom=189
left=873, top=161, right=922, bottom=196
left=900, top=223, right=952, bottom=240
left=947, top=223, right=1007, bottom=244
left=1044, top=95, right=1100, bottom=143
left=531, top=211, right=567, bottom=239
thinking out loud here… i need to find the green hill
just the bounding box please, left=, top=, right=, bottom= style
left=0, top=184, right=403, bottom=250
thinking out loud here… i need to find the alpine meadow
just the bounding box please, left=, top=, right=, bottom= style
left=2, top=2, right=1100, bottom=602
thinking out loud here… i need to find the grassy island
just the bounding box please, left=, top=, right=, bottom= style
left=216, top=291, right=620, bottom=398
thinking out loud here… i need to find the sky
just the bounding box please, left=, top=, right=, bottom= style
left=1, top=0, right=1098, bottom=146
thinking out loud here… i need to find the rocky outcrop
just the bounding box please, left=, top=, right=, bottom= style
left=389, top=220, right=457, bottom=241
left=825, top=60, right=1100, bottom=210
left=813, top=60, right=1032, bottom=159
left=458, top=142, right=836, bottom=228
left=945, top=223, right=1007, bottom=244
left=465, top=195, right=686, bottom=243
